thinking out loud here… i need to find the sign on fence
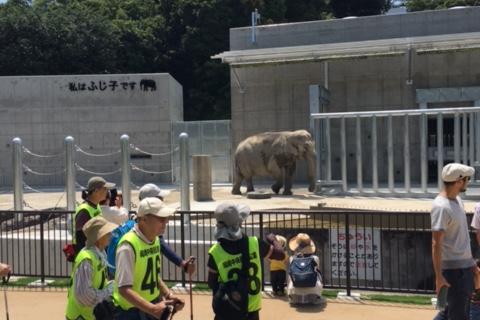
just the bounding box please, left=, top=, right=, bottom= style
left=330, top=228, right=381, bottom=281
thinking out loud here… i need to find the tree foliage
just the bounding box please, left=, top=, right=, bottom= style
left=406, top=0, right=480, bottom=11
left=0, top=0, right=388, bottom=120
left=329, top=0, right=391, bottom=18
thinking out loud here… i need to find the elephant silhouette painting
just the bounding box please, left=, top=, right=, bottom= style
left=140, top=79, right=157, bottom=91
left=232, top=130, right=316, bottom=195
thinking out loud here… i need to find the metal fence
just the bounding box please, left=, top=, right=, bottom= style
left=311, top=106, right=480, bottom=196
left=2, top=209, right=474, bottom=294
left=171, top=120, right=232, bottom=183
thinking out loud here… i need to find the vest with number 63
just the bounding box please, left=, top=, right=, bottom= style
left=113, top=231, right=161, bottom=310
left=209, top=236, right=262, bottom=312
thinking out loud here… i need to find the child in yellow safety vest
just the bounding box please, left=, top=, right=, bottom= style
left=270, top=235, right=289, bottom=296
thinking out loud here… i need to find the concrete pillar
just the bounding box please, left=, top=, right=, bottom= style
left=192, top=155, right=213, bottom=201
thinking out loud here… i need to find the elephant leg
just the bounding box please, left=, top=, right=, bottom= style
left=246, top=178, right=255, bottom=193
left=232, top=169, right=243, bottom=195
left=271, top=173, right=283, bottom=194
left=282, top=164, right=296, bottom=195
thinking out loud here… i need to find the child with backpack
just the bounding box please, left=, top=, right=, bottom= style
left=287, top=233, right=323, bottom=305
left=269, top=235, right=289, bottom=296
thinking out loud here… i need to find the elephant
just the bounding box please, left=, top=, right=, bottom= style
left=232, top=130, right=317, bottom=195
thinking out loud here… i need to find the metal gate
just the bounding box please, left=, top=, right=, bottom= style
left=171, top=120, right=232, bottom=183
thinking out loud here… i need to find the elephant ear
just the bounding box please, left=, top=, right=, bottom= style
left=272, top=135, right=297, bottom=167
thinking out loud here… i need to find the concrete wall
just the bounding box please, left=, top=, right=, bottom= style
left=230, top=6, right=480, bottom=50
left=0, top=73, right=183, bottom=187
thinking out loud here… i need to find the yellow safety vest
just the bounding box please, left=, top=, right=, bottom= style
left=65, top=248, right=107, bottom=320
left=209, top=236, right=262, bottom=312
left=72, top=202, right=101, bottom=244
left=270, top=252, right=289, bottom=271
left=113, top=231, right=161, bottom=310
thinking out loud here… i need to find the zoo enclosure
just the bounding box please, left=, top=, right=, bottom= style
left=311, top=106, right=480, bottom=196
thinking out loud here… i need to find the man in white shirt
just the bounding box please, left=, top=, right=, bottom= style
left=431, top=163, right=476, bottom=320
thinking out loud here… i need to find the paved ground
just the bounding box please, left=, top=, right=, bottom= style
left=0, top=290, right=436, bottom=320
left=2, top=184, right=477, bottom=212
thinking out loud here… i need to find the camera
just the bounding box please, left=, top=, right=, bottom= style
left=108, top=188, right=118, bottom=207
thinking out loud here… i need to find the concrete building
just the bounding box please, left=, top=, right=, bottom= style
left=0, top=73, right=182, bottom=187
left=214, top=7, right=480, bottom=187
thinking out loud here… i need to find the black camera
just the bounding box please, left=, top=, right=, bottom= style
left=108, top=188, right=118, bottom=207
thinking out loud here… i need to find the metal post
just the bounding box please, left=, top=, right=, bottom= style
left=420, top=113, right=428, bottom=193
left=40, top=215, right=45, bottom=285
left=65, top=136, right=75, bottom=211
left=345, top=213, right=351, bottom=296
left=387, top=115, right=394, bottom=192
left=404, top=115, right=411, bottom=193
left=476, top=103, right=480, bottom=164
left=454, top=113, right=460, bottom=163
left=437, top=114, right=444, bottom=190
left=180, top=133, right=190, bottom=212
left=371, top=116, right=378, bottom=193
left=180, top=212, right=186, bottom=287
left=340, top=118, right=347, bottom=192
left=120, top=134, right=131, bottom=211
left=325, top=118, right=331, bottom=181
left=463, top=113, right=468, bottom=164
left=12, top=137, right=23, bottom=211
left=470, top=112, right=475, bottom=166
left=356, top=116, right=363, bottom=193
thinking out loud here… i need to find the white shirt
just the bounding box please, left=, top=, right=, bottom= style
left=116, top=224, right=155, bottom=288
left=100, top=205, right=129, bottom=225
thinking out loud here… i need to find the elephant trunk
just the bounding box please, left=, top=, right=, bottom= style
left=306, top=152, right=316, bottom=192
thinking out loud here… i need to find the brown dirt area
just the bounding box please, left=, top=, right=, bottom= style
left=0, top=290, right=436, bottom=320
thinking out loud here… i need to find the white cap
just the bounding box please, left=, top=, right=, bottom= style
left=138, top=183, right=170, bottom=200
left=137, top=197, right=175, bottom=217
left=442, top=163, right=475, bottom=182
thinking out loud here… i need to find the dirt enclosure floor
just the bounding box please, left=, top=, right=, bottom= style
left=0, top=290, right=436, bottom=320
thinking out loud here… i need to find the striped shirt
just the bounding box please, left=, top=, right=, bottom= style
left=74, top=246, right=113, bottom=307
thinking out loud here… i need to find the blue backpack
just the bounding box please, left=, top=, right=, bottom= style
left=106, top=220, right=136, bottom=276
left=288, top=256, right=318, bottom=288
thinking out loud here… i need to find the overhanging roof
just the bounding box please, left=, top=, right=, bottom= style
left=212, top=32, right=480, bottom=66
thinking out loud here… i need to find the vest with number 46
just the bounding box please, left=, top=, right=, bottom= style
left=113, top=231, right=161, bottom=310
left=209, top=236, right=262, bottom=312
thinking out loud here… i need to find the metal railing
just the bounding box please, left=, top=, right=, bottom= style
left=311, top=106, right=480, bottom=195
left=2, top=209, right=469, bottom=294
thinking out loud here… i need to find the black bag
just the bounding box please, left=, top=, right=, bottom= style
left=288, top=256, right=318, bottom=288
left=93, top=299, right=116, bottom=320
left=212, top=237, right=250, bottom=320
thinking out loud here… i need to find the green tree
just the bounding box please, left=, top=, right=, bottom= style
left=329, top=0, right=391, bottom=18
left=406, top=0, right=480, bottom=11
left=285, top=0, right=328, bottom=22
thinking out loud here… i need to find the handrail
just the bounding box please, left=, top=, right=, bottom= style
left=311, top=106, right=480, bottom=119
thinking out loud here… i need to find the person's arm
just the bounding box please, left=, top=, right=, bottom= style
left=119, top=287, right=170, bottom=318
left=74, top=260, right=113, bottom=307
left=0, top=263, right=11, bottom=277
left=159, top=236, right=196, bottom=275
left=432, top=231, right=449, bottom=294
left=159, top=236, right=183, bottom=266
left=74, top=211, right=90, bottom=252
left=158, top=278, right=185, bottom=312
left=472, top=207, right=480, bottom=245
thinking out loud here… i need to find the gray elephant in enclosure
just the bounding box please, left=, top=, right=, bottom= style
left=232, top=130, right=316, bottom=195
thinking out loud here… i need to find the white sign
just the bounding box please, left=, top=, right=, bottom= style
left=330, top=228, right=381, bottom=281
